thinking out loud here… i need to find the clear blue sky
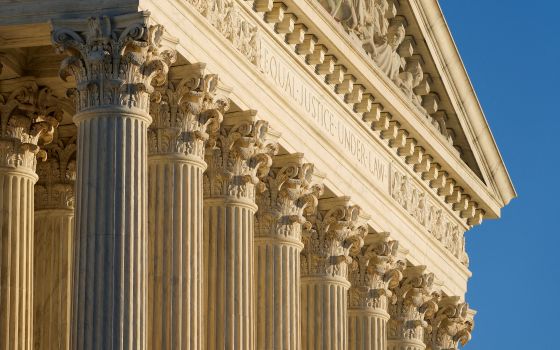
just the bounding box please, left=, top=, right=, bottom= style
left=438, top=1, right=560, bottom=349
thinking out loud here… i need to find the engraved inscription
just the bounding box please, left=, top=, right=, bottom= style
left=258, top=41, right=389, bottom=189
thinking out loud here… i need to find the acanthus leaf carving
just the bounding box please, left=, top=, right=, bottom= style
left=348, top=232, right=405, bottom=311
left=204, top=113, right=279, bottom=201
left=148, top=64, right=229, bottom=158
left=255, top=153, right=324, bottom=244
left=388, top=265, right=440, bottom=343
left=301, top=197, right=368, bottom=280
left=425, top=297, right=474, bottom=350
left=0, top=82, right=63, bottom=172
left=35, top=131, right=77, bottom=209
left=52, top=12, right=177, bottom=114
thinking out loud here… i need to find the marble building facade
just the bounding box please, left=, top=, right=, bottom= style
left=0, top=0, right=515, bottom=349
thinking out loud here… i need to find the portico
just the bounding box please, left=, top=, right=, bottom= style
left=0, top=0, right=515, bottom=349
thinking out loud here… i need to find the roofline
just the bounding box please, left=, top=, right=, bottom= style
left=419, top=0, right=517, bottom=207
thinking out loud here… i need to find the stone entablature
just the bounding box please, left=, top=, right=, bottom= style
left=180, top=0, right=475, bottom=264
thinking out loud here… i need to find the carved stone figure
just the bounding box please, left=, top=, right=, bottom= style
left=373, top=18, right=406, bottom=82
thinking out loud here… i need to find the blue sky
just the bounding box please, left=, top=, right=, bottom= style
left=438, top=1, right=560, bottom=349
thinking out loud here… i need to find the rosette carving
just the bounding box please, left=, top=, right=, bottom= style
left=348, top=232, right=404, bottom=310
left=0, top=83, right=62, bottom=172
left=35, top=133, right=77, bottom=209
left=301, top=197, right=368, bottom=279
left=148, top=64, right=229, bottom=158
left=204, top=112, right=279, bottom=201
left=255, top=153, right=324, bottom=242
left=51, top=12, right=177, bottom=114
left=388, top=266, right=440, bottom=343
left=425, top=297, right=474, bottom=350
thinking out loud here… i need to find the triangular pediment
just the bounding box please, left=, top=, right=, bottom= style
left=316, top=0, right=515, bottom=207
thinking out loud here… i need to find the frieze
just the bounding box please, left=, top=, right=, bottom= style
left=391, top=166, right=469, bottom=265
left=185, top=0, right=260, bottom=65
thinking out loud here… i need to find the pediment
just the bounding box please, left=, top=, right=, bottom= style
left=315, top=0, right=515, bottom=208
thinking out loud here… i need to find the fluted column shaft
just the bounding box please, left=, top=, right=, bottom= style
left=255, top=239, right=302, bottom=349
left=348, top=307, right=390, bottom=350
left=148, top=157, right=205, bottom=349
left=0, top=168, right=36, bottom=350
left=72, top=111, right=149, bottom=348
left=254, top=155, right=322, bottom=350
left=204, top=199, right=257, bottom=349
left=51, top=13, right=176, bottom=349
left=33, top=132, right=76, bottom=350
left=33, top=209, right=74, bottom=350
left=387, top=338, right=425, bottom=350
left=301, top=278, right=350, bottom=350
left=348, top=234, right=403, bottom=350
left=204, top=114, right=278, bottom=350
left=147, top=67, right=225, bottom=349
left=300, top=198, right=367, bottom=350
left=0, top=82, right=61, bottom=350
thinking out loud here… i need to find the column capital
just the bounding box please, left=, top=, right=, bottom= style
left=301, top=196, right=369, bottom=280
left=425, top=297, right=474, bottom=350
left=148, top=63, right=229, bottom=159
left=204, top=110, right=279, bottom=203
left=348, top=232, right=404, bottom=311
left=51, top=11, right=177, bottom=116
left=0, top=82, right=62, bottom=173
left=389, top=265, right=440, bottom=343
left=255, top=153, right=324, bottom=244
left=35, top=130, right=77, bottom=209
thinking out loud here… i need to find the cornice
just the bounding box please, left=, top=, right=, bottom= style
left=413, top=0, right=516, bottom=207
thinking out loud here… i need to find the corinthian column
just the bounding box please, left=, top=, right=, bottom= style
left=34, top=131, right=76, bottom=350
left=147, top=63, right=228, bottom=349
left=51, top=13, right=176, bottom=349
left=254, top=153, right=324, bottom=350
left=347, top=233, right=404, bottom=350
left=388, top=266, right=439, bottom=350
left=204, top=111, right=278, bottom=350
left=300, top=197, right=368, bottom=350
left=425, top=297, right=474, bottom=350
left=0, top=82, right=61, bottom=350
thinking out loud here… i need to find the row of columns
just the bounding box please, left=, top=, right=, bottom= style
left=0, top=11, right=473, bottom=350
